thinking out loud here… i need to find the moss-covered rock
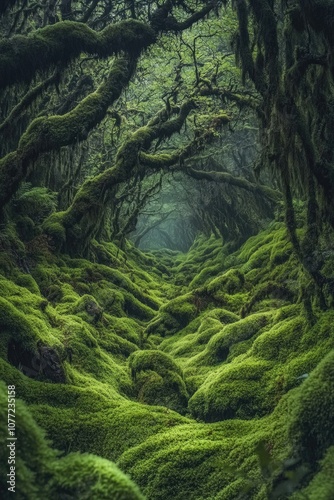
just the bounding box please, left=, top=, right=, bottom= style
left=161, top=293, right=197, bottom=328
left=203, top=313, right=269, bottom=364
left=207, top=268, right=245, bottom=295
left=252, top=315, right=307, bottom=362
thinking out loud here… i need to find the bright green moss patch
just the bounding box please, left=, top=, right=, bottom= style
left=118, top=419, right=275, bottom=500
left=189, top=263, right=224, bottom=289
left=50, top=453, right=145, bottom=499
left=252, top=315, right=307, bottom=362
left=206, top=268, right=245, bottom=295
left=0, top=218, right=334, bottom=499
left=161, top=293, right=197, bottom=327
left=189, top=358, right=274, bottom=421
left=204, top=312, right=270, bottom=365
left=128, top=350, right=188, bottom=412
left=0, top=381, right=145, bottom=499
left=133, top=369, right=188, bottom=413
left=121, top=436, right=237, bottom=500
left=0, top=381, right=55, bottom=500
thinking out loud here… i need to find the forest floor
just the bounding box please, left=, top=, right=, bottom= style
left=0, top=219, right=334, bottom=499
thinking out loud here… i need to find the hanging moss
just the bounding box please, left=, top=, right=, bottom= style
left=41, top=101, right=196, bottom=255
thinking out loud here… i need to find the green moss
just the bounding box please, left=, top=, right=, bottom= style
left=129, top=350, right=183, bottom=379
left=129, top=350, right=188, bottom=412
left=0, top=252, right=15, bottom=274
left=14, top=186, right=57, bottom=223
left=13, top=273, right=40, bottom=295
left=134, top=369, right=188, bottom=413
left=42, top=212, right=66, bottom=248
left=207, top=269, right=245, bottom=295
left=50, top=453, right=144, bottom=499
left=294, top=446, right=334, bottom=500
left=121, top=435, right=233, bottom=499
left=0, top=216, right=333, bottom=500
left=0, top=296, right=46, bottom=350
left=289, top=350, right=334, bottom=464
left=0, top=19, right=155, bottom=88
left=252, top=315, right=307, bottom=363
left=15, top=215, right=37, bottom=241
left=72, top=294, right=104, bottom=323
left=161, top=294, right=197, bottom=327
left=203, top=313, right=270, bottom=364
left=189, top=263, right=224, bottom=289
left=111, top=317, right=142, bottom=345
left=0, top=381, right=144, bottom=499
left=189, top=358, right=273, bottom=421
left=118, top=419, right=269, bottom=500
left=0, top=381, right=55, bottom=500
left=123, top=290, right=156, bottom=320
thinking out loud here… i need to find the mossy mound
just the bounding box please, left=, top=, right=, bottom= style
left=189, top=358, right=273, bottom=421
left=129, top=349, right=183, bottom=378
left=50, top=453, right=145, bottom=500
left=119, top=424, right=243, bottom=500
left=0, top=381, right=144, bottom=500
left=129, top=350, right=188, bottom=412
left=206, top=268, right=245, bottom=295
left=162, top=294, right=197, bottom=327
left=0, top=381, right=55, bottom=499
left=202, top=312, right=270, bottom=365
left=289, top=350, right=334, bottom=464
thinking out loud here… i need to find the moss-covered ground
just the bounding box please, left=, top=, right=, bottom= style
left=0, top=218, right=334, bottom=499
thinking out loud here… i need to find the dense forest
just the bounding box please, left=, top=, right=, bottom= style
left=0, top=1, right=334, bottom=498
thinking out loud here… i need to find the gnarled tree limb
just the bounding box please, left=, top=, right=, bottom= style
left=0, top=56, right=136, bottom=210
left=0, top=19, right=156, bottom=89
